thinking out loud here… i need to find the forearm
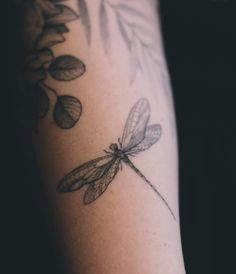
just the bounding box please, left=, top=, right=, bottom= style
left=18, top=0, right=185, bottom=273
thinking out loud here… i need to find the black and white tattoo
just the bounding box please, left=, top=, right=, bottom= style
left=77, top=0, right=91, bottom=45
left=19, top=0, right=86, bottom=130
left=58, top=98, right=176, bottom=220
left=98, top=0, right=160, bottom=83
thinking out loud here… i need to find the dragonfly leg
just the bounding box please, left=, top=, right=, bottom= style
left=118, top=138, right=122, bottom=148
left=104, top=150, right=111, bottom=154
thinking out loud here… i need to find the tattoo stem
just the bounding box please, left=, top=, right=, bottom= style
left=39, top=81, right=58, bottom=98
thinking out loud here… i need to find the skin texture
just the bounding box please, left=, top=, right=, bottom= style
left=19, top=1, right=186, bottom=273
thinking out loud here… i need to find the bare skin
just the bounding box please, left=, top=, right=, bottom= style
left=18, top=0, right=186, bottom=273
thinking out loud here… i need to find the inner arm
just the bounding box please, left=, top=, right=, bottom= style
left=18, top=0, right=186, bottom=273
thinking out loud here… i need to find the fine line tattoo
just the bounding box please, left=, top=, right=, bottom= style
left=77, top=0, right=91, bottom=45
left=57, top=98, right=176, bottom=220
left=19, top=0, right=86, bottom=130
left=99, top=0, right=161, bottom=83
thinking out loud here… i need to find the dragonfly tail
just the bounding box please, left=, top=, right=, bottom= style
left=125, top=159, right=176, bottom=221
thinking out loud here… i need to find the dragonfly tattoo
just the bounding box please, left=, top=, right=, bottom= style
left=57, top=98, right=176, bottom=220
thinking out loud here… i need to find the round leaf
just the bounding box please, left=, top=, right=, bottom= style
left=53, top=95, right=82, bottom=129
left=48, top=55, right=86, bottom=81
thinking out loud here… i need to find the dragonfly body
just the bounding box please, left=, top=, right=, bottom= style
left=58, top=98, right=176, bottom=220
left=109, top=144, right=176, bottom=220
left=109, top=143, right=129, bottom=161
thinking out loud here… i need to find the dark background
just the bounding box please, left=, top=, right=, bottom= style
left=5, top=0, right=235, bottom=273
left=161, top=0, right=235, bottom=273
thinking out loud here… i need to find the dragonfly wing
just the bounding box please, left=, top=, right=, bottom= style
left=126, top=124, right=162, bottom=155
left=121, top=98, right=150, bottom=151
left=57, top=155, right=113, bottom=192
left=83, top=158, right=121, bottom=204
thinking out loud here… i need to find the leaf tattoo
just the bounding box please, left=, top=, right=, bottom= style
left=113, top=3, right=148, bottom=20
left=19, top=0, right=86, bottom=130
left=46, top=4, right=79, bottom=25
left=117, top=17, right=131, bottom=51
left=99, top=0, right=160, bottom=83
left=48, top=55, right=86, bottom=81
left=36, top=27, right=65, bottom=50
left=99, top=1, right=110, bottom=54
left=28, top=49, right=54, bottom=70
left=77, top=0, right=91, bottom=45
left=54, top=95, right=82, bottom=129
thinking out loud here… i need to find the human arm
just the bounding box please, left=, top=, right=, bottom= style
left=18, top=0, right=185, bottom=273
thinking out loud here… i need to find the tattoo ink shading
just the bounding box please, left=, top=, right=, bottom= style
left=99, top=0, right=161, bottom=83
left=77, top=0, right=91, bottom=45
left=99, top=0, right=111, bottom=53
left=19, top=0, right=86, bottom=130
left=58, top=98, right=176, bottom=220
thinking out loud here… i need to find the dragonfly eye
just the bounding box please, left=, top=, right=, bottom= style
left=109, top=144, right=118, bottom=151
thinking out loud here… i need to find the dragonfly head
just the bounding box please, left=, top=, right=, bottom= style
left=109, top=143, right=119, bottom=152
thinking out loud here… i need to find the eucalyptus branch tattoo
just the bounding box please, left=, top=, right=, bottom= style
left=19, top=0, right=86, bottom=130
left=99, top=0, right=160, bottom=83
left=58, top=98, right=176, bottom=221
